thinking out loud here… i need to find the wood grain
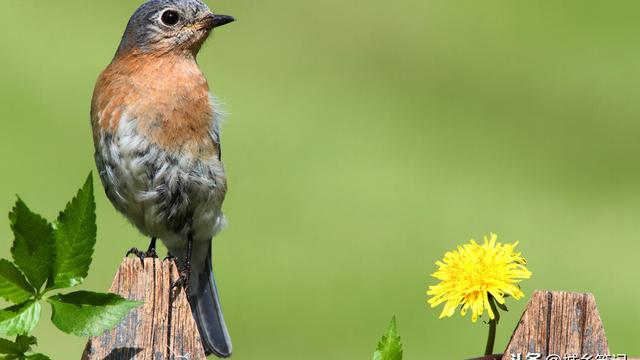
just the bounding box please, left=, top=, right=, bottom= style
left=81, top=258, right=206, bottom=360
left=502, top=290, right=609, bottom=359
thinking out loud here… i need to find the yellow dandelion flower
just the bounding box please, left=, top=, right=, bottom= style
left=427, top=233, right=531, bottom=322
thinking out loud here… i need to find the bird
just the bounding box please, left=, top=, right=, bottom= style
left=90, top=0, right=235, bottom=357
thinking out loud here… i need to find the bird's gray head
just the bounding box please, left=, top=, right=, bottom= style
left=117, top=0, right=234, bottom=56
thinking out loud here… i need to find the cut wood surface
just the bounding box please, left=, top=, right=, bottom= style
left=503, top=290, right=618, bottom=360
left=81, top=258, right=206, bottom=360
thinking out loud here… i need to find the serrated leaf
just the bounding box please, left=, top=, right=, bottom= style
left=0, top=335, right=36, bottom=356
left=373, top=316, right=403, bottom=360
left=9, top=199, right=55, bottom=291
left=26, top=354, right=51, bottom=360
left=0, top=338, right=21, bottom=355
left=0, top=301, right=41, bottom=336
left=47, top=291, right=141, bottom=336
left=47, top=174, right=96, bottom=290
left=0, top=261, right=35, bottom=304
left=14, top=335, right=36, bottom=354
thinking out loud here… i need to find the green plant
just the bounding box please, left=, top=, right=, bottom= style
left=0, top=173, right=140, bottom=359
left=372, top=316, right=403, bottom=360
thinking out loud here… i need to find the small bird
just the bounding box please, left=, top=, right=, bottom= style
left=90, top=0, right=234, bottom=357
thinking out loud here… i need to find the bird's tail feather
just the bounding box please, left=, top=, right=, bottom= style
left=191, top=248, right=232, bottom=357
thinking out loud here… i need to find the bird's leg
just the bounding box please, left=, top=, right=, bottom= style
left=172, top=232, right=194, bottom=297
left=126, top=237, right=159, bottom=264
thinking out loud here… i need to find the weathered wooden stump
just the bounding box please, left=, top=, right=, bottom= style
left=503, top=290, right=609, bottom=359
left=81, top=258, right=206, bottom=360
left=468, top=290, right=636, bottom=360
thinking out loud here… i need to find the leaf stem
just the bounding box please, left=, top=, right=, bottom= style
left=484, top=295, right=500, bottom=356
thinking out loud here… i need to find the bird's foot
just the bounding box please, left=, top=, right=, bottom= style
left=126, top=247, right=146, bottom=265
left=163, top=252, right=175, bottom=262
left=145, top=247, right=158, bottom=259
left=171, top=269, right=191, bottom=301
left=126, top=247, right=158, bottom=265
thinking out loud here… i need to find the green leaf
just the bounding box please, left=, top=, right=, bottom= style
left=496, top=301, right=508, bottom=312
left=0, top=335, right=37, bottom=355
left=373, top=316, right=403, bottom=360
left=9, top=199, right=55, bottom=291
left=0, top=301, right=41, bottom=336
left=26, top=354, right=51, bottom=360
left=0, top=261, right=35, bottom=304
left=47, top=291, right=141, bottom=336
left=14, top=335, right=37, bottom=354
left=47, top=174, right=96, bottom=290
left=0, top=338, right=21, bottom=355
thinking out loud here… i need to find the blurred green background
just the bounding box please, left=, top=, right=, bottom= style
left=1, top=0, right=640, bottom=358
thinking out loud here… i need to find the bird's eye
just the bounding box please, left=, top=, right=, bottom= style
left=161, top=10, right=180, bottom=26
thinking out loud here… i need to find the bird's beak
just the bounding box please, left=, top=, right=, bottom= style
left=199, top=13, right=235, bottom=30
left=212, top=14, right=235, bottom=28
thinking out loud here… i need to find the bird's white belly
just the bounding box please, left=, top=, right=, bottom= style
left=95, top=117, right=227, bottom=248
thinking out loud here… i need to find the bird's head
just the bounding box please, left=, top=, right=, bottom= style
left=117, top=0, right=234, bottom=57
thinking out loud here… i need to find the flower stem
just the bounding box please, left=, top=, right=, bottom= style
left=484, top=295, right=500, bottom=356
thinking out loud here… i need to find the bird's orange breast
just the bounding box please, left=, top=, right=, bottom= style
left=91, top=52, right=217, bottom=156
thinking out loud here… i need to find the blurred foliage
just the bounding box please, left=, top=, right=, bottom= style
left=1, top=0, right=640, bottom=358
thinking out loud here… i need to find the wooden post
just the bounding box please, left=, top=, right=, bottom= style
left=502, top=290, right=618, bottom=359
left=81, top=258, right=206, bottom=360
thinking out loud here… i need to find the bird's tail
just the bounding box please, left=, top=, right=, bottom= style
left=190, top=247, right=232, bottom=357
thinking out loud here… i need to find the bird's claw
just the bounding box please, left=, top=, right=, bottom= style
left=163, top=253, right=175, bottom=262
left=126, top=247, right=158, bottom=265
left=145, top=247, right=158, bottom=259
left=126, top=247, right=146, bottom=265
left=171, top=270, right=191, bottom=299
